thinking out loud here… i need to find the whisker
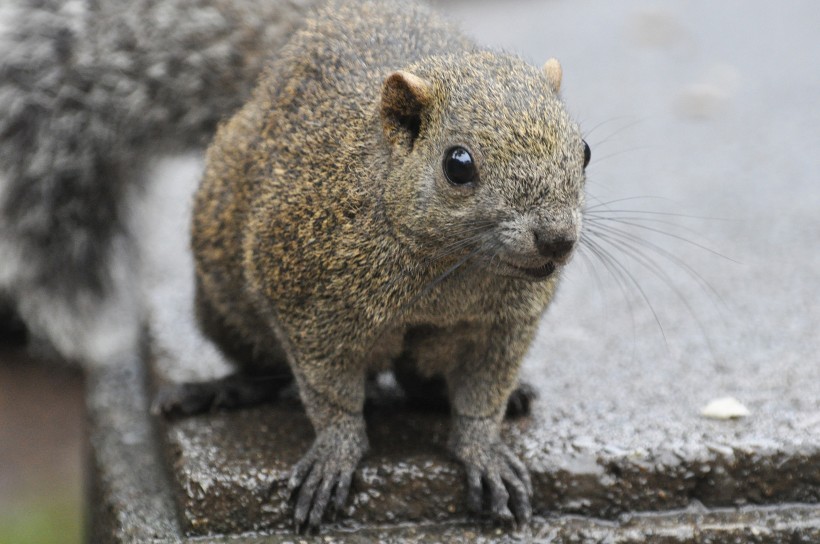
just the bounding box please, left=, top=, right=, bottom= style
left=583, top=116, right=644, bottom=142
left=584, top=208, right=730, bottom=222
left=586, top=216, right=737, bottom=263
left=574, top=245, right=607, bottom=310
left=375, top=220, right=495, bottom=301
left=584, top=196, right=674, bottom=212
left=585, top=215, right=710, bottom=239
left=578, top=237, right=642, bottom=354
left=414, top=249, right=479, bottom=306
left=574, top=245, right=624, bottom=343
left=587, top=146, right=654, bottom=167
left=425, top=227, right=494, bottom=265
left=370, top=246, right=483, bottom=351
left=587, top=227, right=723, bottom=358
left=364, top=251, right=482, bottom=358
left=584, top=220, right=736, bottom=306
left=581, top=234, right=668, bottom=346
left=584, top=191, right=608, bottom=208
left=584, top=214, right=733, bottom=245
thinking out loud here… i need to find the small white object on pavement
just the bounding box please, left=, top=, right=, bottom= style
left=700, top=397, right=751, bottom=420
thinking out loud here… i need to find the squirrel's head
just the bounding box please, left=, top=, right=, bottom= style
left=379, top=52, right=588, bottom=281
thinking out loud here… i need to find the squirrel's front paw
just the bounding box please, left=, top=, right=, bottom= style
left=452, top=438, right=533, bottom=525
left=287, top=425, right=368, bottom=532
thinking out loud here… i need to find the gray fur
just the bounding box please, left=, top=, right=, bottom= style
left=0, top=0, right=317, bottom=364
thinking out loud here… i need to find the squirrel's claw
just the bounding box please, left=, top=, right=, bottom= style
left=498, top=456, right=532, bottom=524
left=457, top=441, right=533, bottom=526
left=290, top=460, right=357, bottom=533
left=465, top=466, right=484, bottom=513
left=288, top=428, right=366, bottom=532
left=307, top=468, right=340, bottom=528
left=333, top=470, right=353, bottom=513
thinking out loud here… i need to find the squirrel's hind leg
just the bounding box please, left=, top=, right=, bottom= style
left=152, top=370, right=293, bottom=418
left=153, top=281, right=296, bottom=418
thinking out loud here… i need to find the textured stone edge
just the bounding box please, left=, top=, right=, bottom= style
left=151, top=389, right=820, bottom=535
left=85, top=338, right=182, bottom=544
left=342, top=505, right=820, bottom=544
left=193, top=505, right=820, bottom=543
left=86, top=344, right=820, bottom=543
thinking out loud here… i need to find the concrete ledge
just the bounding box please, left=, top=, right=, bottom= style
left=86, top=341, right=820, bottom=542
left=152, top=375, right=820, bottom=536
left=86, top=348, right=181, bottom=543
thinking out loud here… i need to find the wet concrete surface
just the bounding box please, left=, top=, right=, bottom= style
left=150, top=363, right=820, bottom=536
left=94, top=0, right=820, bottom=541
left=91, top=351, right=820, bottom=542
left=156, top=390, right=463, bottom=534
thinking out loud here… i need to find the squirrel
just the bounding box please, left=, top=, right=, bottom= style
left=0, top=0, right=590, bottom=533
left=174, top=0, right=591, bottom=532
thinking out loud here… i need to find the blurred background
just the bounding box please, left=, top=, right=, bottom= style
left=0, top=340, right=83, bottom=544
left=1, top=0, right=818, bottom=542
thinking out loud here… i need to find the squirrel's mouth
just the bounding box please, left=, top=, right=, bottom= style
left=504, top=261, right=556, bottom=280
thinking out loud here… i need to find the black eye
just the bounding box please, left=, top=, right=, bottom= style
left=443, top=146, right=478, bottom=185
left=582, top=139, right=591, bottom=169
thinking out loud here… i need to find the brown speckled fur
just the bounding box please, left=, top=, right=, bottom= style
left=192, top=0, right=586, bottom=531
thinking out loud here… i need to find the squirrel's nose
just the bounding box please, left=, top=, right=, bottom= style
left=533, top=231, right=576, bottom=261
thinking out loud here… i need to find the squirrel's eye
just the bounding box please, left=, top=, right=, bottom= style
left=443, top=146, right=478, bottom=185
left=582, top=140, right=591, bottom=169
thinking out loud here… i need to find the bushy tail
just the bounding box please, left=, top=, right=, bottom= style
left=0, top=0, right=315, bottom=366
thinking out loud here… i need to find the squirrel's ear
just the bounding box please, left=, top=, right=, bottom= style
left=542, top=58, right=563, bottom=94
left=381, top=71, right=432, bottom=149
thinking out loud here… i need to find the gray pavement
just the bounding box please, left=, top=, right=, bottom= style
left=92, top=0, right=820, bottom=541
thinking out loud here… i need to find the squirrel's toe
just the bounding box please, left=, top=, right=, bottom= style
left=457, top=441, right=533, bottom=526
left=289, top=429, right=364, bottom=532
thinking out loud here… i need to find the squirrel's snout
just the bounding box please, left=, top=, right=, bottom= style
left=533, top=231, right=576, bottom=263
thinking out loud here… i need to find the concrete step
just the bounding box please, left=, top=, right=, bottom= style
left=86, top=350, right=820, bottom=543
